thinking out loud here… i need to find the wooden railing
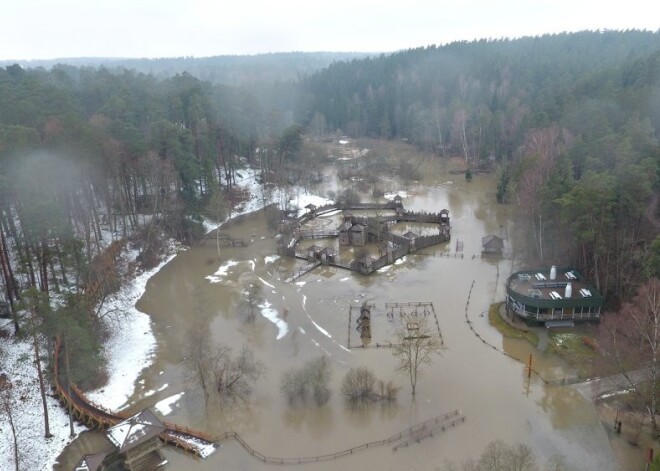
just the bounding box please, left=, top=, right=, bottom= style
left=52, top=337, right=218, bottom=456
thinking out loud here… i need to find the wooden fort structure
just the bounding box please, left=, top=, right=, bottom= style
left=277, top=198, right=450, bottom=276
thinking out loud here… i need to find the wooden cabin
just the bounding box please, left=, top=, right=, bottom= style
left=349, top=224, right=366, bottom=246
left=106, top=409, right=166, bottom=471
left=304, top=203, right=318, bottom=217
left=439, top=209, right=450, bottom=225
left=481, top=235, right=504, bottom=254
left=342, top=209, right=354, bottom=222
left=338, top=221, right=353, bottom=245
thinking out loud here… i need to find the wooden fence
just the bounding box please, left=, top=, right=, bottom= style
left=216, top=409, right=465, bottom=465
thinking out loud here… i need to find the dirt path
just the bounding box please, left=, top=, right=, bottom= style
left=573, top=368, right=650, bottom=401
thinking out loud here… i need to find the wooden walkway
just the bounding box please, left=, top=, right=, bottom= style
left=54, top=334, right=464, bottom=463
left=52, top=337, right=217, bottom=458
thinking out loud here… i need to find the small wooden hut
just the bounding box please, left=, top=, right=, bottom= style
left=304, top=203, right=318, bottom=217
left=440, top=209, right=450, bottom=225
left=338, top=221, right=353, bottom=245
left=481, top=235, right=504, bottom=254
left=349, top=224, right=366, bottom=246
left=106, top=409, right=166, bottom=471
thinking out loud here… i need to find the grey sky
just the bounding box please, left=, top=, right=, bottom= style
left=2, top=0, right=658, bottom=60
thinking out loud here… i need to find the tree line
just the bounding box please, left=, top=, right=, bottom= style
left=301, top=31, right=660, bottom=302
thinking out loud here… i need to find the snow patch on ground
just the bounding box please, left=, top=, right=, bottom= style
left=206, top=260, right=240, bottom=283
left=87, top=246, right=178, bottom=411
left=258, top=276, right=275, bottom=289
left=0, top=337, right=86, bottom=471
left=143, top=383, right=168, bottom=398
left=264, top=254, right=280, bottom=264
left=289, top=194, right=334, bottom=212
left=384, top=190, right=409, bottom=199
left=258, top=301, right=289, bottom=340
left=154, top=392, right=186, bottom=416
left=0, top=165, right=296, bottom=471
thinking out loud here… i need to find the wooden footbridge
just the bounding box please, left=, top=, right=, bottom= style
left=52, top=337, right=218, bottom=457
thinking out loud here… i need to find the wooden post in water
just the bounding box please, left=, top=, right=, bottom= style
left=527, top=354, right=533, bottom=379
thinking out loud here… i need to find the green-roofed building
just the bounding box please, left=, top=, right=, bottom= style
left=506, top=266, right=604, bottom=326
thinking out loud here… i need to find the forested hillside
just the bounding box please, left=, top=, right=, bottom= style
left=0, top=63, right=301, bottom=384
left=0, top=30, right=658, bottom=349
left=0, top=52, right=369, bottom=88
left=301, top=30, right=660, bottom=301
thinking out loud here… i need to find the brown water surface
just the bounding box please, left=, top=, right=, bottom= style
left=57, top=171, right=632, bottom=470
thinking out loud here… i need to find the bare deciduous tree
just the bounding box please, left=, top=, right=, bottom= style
left=442, top=440, right=551, bottom=471
left=238, top=279, right=262, bottom=323
left=0, top=373, right=20, bottom=471
left=341, top=366, right=375, bottom=401
left=391, top=314, right=443, bottom=396
left=281, top=356, right=332, bottom=406
left=213, top=345, right=265, bottom=397
left=600, top=278, right=660, bottom=435
left=341, top=366, right=399, bottom=403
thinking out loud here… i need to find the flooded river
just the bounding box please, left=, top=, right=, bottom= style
left=57, top=167, right=633, bottom=470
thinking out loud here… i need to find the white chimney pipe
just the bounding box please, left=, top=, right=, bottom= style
left=550, top=265, right=557, bottom=281
left=565, top=282, right=572, bottom=298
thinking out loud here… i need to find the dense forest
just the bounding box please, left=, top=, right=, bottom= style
left=0, top=30, right=659, bottom=383
left=301, top=31, right=660, bottom=301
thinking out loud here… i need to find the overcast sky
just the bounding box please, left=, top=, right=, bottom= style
left=2, top=0, right=658, bottom=60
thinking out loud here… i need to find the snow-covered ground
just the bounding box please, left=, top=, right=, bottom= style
left=0, top=165, right=332, bottom=471
left=0, top=336, right=86, bottom=471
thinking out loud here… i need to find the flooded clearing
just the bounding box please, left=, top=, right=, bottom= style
left=57, top=166, right=629, bottom=470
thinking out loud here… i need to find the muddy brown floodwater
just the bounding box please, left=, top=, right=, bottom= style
left=57, top=171, right=636, bottom=471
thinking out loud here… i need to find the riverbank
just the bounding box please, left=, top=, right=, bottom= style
left=0, top=166, right=304, bottom=471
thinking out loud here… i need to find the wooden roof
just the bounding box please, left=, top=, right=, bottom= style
left=106, top=408, right=165, bottom=454
left=482, top=235, right=504, bottom=248
left=75, top=452, right=108, bottom=471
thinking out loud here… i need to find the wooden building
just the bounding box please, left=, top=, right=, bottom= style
left=481, top=235, right=504, bottom=254
left=106, top=409, right=167, bottom=471
left=74, top=452, right=110, bottom=471
left=440, top=209, right=450, bottom=225
left=304, top=203, right=318, bottom=217
left=506, top=267, right=604, bottom=326
left=338, top=221, right=353, bottom=245
left=349, top=224, right=366, bottom=246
